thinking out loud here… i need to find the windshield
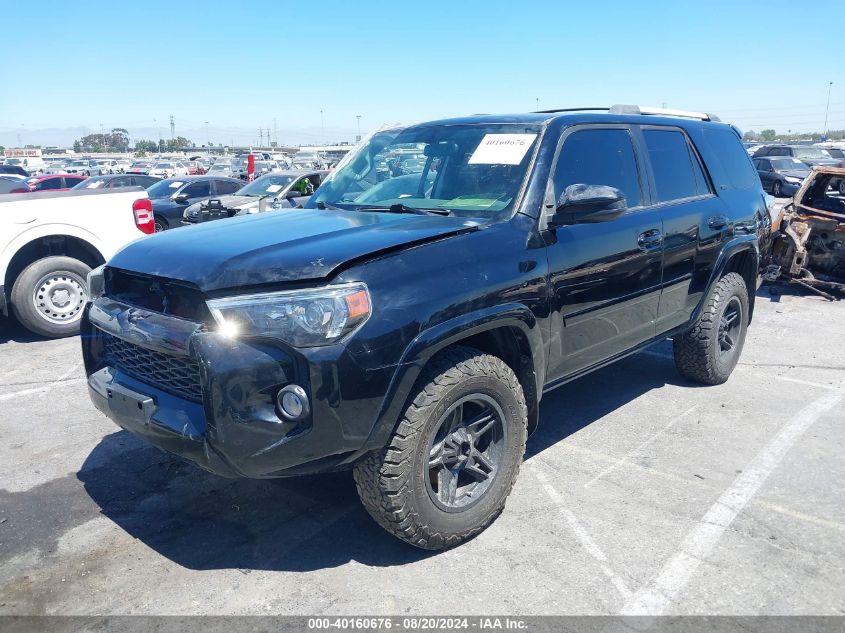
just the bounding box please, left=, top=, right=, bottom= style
left=824, top=148, right=844, bottom=158
left=771, top=158, right=808, bottom=170
left=794, top=147, right=832, bottom=159
left=154, top=162, right=174, bottom=169
left=237, top=175, right=295, bottom=196
left=68, top=161, right=88, bottom=167
left=146, top=179, right=183, bottom=198
left=208, top=164, right=230, bottom=171
left=74, top=177, right=108, bottom=189
left=5, top=159, right=22, bottom=165
left=308, top=123, right=541, bottom=216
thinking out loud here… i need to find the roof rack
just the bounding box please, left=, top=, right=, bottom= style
left=608, top=104, right=721, bottom=122
left=533, top=107, right=610, bottom=114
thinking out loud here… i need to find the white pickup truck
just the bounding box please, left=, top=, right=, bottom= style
left=0, top=188, right=154, bottom=338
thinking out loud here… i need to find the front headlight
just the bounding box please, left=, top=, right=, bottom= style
left=784, top=176, right=802, bottom=184
left=87, top=264, right=106, bottom=300
left=207, top=283, right=371, bottom=347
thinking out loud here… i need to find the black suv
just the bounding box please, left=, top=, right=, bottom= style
left=81, top=105, right=771, bottom=549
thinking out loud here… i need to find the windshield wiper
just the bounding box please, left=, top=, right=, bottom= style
left=315, top=201, right=346, bottom=210
left=356, top=203, right=450, bottom=216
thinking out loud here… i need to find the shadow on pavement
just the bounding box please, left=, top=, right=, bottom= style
left=0, top=315, right=49, bottom=344
left=79, top=339, right=699, bottom=571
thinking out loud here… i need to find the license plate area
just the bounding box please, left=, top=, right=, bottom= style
left=105, top=382, right=157, bottom=426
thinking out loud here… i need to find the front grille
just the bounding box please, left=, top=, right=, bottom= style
left=102, top=332, right=203, bottom=402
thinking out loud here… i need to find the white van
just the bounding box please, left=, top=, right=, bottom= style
left=3, top=155, right=46, bottom=174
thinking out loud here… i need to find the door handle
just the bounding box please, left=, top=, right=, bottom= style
left=708, top=215, right=729, bottom=230
left=637, top=229, right=663, bottom=252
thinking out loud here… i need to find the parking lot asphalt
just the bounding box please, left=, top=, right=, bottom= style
left=0, top=283, right=843, bottom=616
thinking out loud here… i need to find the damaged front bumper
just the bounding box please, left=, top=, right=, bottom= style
left=81, top=297, right=391, bottom=478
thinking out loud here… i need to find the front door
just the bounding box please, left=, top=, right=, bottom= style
left=544, top=126, right=663, bottom=381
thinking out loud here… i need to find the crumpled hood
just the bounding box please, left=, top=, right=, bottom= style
left=108, top=209, right=479, bottom=292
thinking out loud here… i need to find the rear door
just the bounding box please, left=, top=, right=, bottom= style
left=545, top=126, right=663, bottom=380
left=639, top=126, right=725, bottom=332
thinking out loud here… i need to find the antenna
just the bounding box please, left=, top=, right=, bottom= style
left=169, top=115, right=175, bottom=138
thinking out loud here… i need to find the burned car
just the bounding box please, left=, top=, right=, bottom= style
left=767, top=166, right=845, bottom=298
left=182, top=170, right=325, bottom=225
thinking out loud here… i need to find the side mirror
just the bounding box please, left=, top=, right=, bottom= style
left=173, top=193, right=190, bottom=204
left=550, top=184, right=627, bottom=226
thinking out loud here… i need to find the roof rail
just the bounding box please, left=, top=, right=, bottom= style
left=609, top=104, right=721, bottom=122
left=533, top=107, right=610, bottom=114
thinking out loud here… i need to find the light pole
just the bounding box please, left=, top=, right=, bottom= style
left=320, top=109, right=324, bottom=136
left=823, top=81, right=833, bottom=141
left=535, top=97, right=539, bottom=111
left=205, top=121, right=209, bottom=147
left=356, top=114, right=362, bottom=142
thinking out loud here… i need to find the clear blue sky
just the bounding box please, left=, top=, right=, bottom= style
left=1, top=0, right=842, bottom=146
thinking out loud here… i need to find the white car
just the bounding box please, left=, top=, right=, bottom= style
left=0, top=187, right=154, bottom=337
left=3, top=156, right=46, bottom=174
left=64, top=159, right=103, bottom=176
left=43, top=161, right=69, bottom=174
left=110, top=159, right=132, bottom=173
left=150, top=161, right=189, bottom=178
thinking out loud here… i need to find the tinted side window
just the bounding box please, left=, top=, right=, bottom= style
left=643, top=129, right=706, bottom=202
left=215, top=179, right=242, bottom=195
left=701, top=128, right=758, bottom=190
left=38, top=178, right=64, bottom=191
left=181, top=180, right=212, bottom=198
left=133, top=176, right=158, bottom=188
left=553, top=128, right=642, bottom=208
left=108, top=176, right=132, bottom=188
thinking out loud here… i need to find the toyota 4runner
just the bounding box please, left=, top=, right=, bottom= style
left=80, top=105, right=772, bottom=549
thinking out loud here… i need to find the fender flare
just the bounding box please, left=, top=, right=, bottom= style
left=356, top=302, right=545, bottom=455
left=691, top=235, right=759, bottom=323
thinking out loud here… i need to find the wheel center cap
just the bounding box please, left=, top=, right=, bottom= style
left=51, top=289, right=71, bottom=307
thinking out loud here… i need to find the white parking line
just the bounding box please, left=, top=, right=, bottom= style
left=774, top=375, right=843, bottom=391
left=0, top=362, right=84, bottom=402
left=619, top=390, right=843, bottom=616
left=585, top=406, right=697, bottom=488
left=532, top=466, right=633, bottom=600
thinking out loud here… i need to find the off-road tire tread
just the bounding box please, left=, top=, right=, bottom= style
left=353, top=346, right=527, bottom=550
left=673, top=272, right=747, bottom=385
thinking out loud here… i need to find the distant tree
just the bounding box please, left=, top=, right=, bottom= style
left=742, top=130, right=760, bottom=142
left=73, top=128, right=132, bottom=153
left=134, top=139, right=159, bottom=154
left=164, top=136, right=193, bottom=151
left=759, top=129, right=777, bottom=142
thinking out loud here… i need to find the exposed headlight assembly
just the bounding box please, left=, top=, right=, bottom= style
left=207, top=283, right=371, bottom=347
left=784, top=176, right=802, bottom=184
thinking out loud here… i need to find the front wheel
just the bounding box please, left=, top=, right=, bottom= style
left=772, top=180, right=783, bottom=197
left=673, top=272, right=749, bottom=385
left=353, top=346, right=527, bottom=550
left=10, top=256, right=91, bottom=338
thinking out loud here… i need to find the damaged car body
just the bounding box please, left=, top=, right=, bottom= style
left=80, top=106, right=770, bottom=549
left=766, top=167, right=845, bottom=298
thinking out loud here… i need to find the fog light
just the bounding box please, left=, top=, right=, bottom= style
left=277, top=385, right=309, bottom=420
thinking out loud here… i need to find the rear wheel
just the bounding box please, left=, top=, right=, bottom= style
left=154, top=217, right=168, bottom=232
left=10, top=256, right=91, bottom=338
left=673, top=272, right=749, bottom=385
left=353, top=346, right=527, bottom=550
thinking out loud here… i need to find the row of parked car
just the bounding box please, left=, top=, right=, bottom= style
left=746, top=143, right=845, bottom=197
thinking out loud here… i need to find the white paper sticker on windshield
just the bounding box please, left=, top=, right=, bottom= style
left=169, top=181, right=183, bottom=188
left=266, top=184, right=283, bottom=193
left=85, top=181, right=103, bottom=188
left=468, top=134, right=537, bottom=165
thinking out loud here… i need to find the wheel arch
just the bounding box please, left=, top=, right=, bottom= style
left=4, top=235, right=105, bottom=304
left=696, top=238, right=759, bottom=324
left=359, top=303, right=546, bottom=457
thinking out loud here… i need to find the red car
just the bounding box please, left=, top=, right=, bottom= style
left=184, top=160, right=206, bottom=175
left=23, top=174, right=87, bottom=192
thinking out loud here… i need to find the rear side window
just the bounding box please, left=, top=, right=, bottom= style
left=181, top=180, right=212, bottom=198
left=701, top=128, right=759, bottom=190
left=553, top=128, right=642, bottom=208
left=215, top=179, right=242, bottom=195
left=643, top=129, right=710, bottom=202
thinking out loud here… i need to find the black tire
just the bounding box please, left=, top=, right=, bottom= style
left=154, top=217, right=168, bottom=232
left=673, top=272, right=749, bottom=385
left=772, top=180, right=782, bottom=197
left=353, top=346, right=528, bottom=550
left=10, top=256, right=91, bottom=338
